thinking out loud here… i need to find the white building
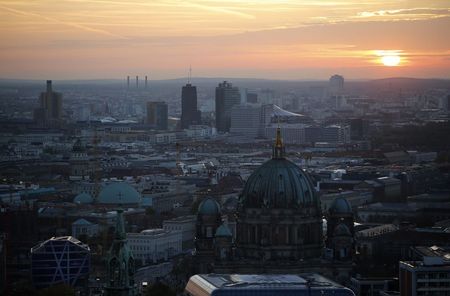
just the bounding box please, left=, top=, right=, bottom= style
left=163, top=215, right=196, bottom=244
left=127, top=229, right=182, bottom=265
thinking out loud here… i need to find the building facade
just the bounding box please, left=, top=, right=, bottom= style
left=215, top=81, right=241, bottom=133
left=181, top=83, right=201, bottom=129
left=31, top=236, right=90, bottom=289
left=127, top=229, right=182, bottom=265
left=146, top=102, right=168, bottom=130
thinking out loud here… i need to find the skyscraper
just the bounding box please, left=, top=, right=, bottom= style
left=146, top=101, right=168, bottom=130
left=215, top=81, right=241, bottom=133
left=36, top=80, right=63, bottom=123
left=181, top=83, right=201, bottom=129
left=329, top=74, right=344, bottom=96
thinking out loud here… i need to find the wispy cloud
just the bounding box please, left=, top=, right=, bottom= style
left=0, top=4, right=127, bottom=39
left=357, top=8, right=450, bottom=19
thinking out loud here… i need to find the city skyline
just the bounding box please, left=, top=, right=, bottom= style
left=1, top=0, right=449, bottom=80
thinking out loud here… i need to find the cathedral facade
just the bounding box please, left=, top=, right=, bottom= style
left=194, top=128, right=354, bottom=282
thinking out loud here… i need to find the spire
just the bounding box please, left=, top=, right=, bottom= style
left=105, top=209, right=136, bottom=295
left=272, top=127, right=285, bottom=159
left=114, top=209, right=126, bottom=240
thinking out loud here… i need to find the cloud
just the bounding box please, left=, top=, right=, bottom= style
left=357, top=8, right=450, bottom=19
left=0, top=4, right=127, bottom=39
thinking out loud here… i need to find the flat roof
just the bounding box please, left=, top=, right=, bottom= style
left=185, top=273, right=355, bottom=295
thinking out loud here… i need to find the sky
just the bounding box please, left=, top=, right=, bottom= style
left=1, top=0, right=449, bottom=80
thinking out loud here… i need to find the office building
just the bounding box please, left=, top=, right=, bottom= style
left=329, top=74, right=344, bottom=96
left=215, top=81, right=241, bottom=132
left=399, top=246, right=450, bottom=296
left=181, top=83, right=201, bottom=129
left=34, top=80, right=63, bottom=124
left=147, top=101, right=168, bottom=130
left=230, top=104, right=261, bottom=138
left=185, top=274, right=355, bottom=296
left=322, top=125, right=350, bottom=143
left=245, top=89, right=258, bottom=103
left=127, top=229, right=182, bottom=265
left=31, top=236, right=90, bottom=289
left=162, top=215, right=196, bottom=244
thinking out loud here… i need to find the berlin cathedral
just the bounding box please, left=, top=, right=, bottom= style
left=194, top=128, right=355, bottom=283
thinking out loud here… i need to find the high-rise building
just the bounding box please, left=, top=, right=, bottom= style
left=215, top=81, right=241, bottom=133
left=181, top=83, right=201, bottom=129
left=35, top=80, right=63, bottom=124
left=329, top=74, right=344, bottom=96
left=147, top=101, right=168, bottom=130
left=230, top=104, right=261, bottom=138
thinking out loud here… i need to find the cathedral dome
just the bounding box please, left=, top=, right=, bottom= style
left=98, top=183, right=141, bottom=204
left=240, top=129, right=317, bottom=210
left=198, top=197, right=221, bottom=216
left=329, top=197, right=352, bottom=215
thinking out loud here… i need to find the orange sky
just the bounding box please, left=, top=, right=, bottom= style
left=1, top=0, right=449, bottom=80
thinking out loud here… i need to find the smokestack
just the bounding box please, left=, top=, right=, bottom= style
left=145, top=76, right=148, bottom=89
left=136, top=76, right=139, bottom=89
left=46, top=80, right=52, bottom=92
left=127, top=76, right=130, bottom=89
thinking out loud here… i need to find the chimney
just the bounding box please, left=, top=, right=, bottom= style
left=145, top=76, right=148, bottom=89
left=136, top=76, right=139, bottom=89
left=127, top=76, right=130, bottom=89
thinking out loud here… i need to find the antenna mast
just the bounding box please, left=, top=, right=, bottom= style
left=188, top=65, right=192, bottom=84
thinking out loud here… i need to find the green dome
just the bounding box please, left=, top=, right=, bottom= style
left=330, top=197, right=352, bottom=215
left=198, top=198, right=220, bottom=215
left=215, top=223, right=232, bottom=237
left=73, top=193, right=93, bottom=204
left=240, top=158, right=317, bottom=209
left=98, top=183, right=141, bottom=204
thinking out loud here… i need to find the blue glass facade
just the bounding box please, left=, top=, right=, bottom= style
left=31, top=236, right=90, bottom=289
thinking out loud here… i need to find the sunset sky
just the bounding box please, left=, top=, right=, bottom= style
left=1, top=0, right=449, bottom=80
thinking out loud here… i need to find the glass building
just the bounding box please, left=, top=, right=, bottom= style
left=31, top=236, right=90, bottom=289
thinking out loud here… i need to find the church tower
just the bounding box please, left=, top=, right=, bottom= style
left=194, top=197, right=222, bottom=273
left=104, top=209, right=136, bottom=296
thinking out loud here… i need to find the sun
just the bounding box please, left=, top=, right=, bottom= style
left=381, top=54, right=401, bottom=66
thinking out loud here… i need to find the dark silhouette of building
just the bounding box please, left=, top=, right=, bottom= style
left=31, top=236, right=90, bottom=290
left=181, top=84, right=201, bottom=129
left=34, top=80, right=63, bottom=125
left=215, top=81, right=240, bottom=133
left=147, top=101, right=168, bottom=130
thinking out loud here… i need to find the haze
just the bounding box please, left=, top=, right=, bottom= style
left=1, top=0, right=449, bottom=80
